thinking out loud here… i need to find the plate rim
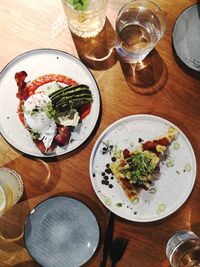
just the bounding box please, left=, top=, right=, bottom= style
left=89, top=114, right=197, bottom=222
left=0, top=48, right=101, bottom=157
left=24, top=195, right=100, bottom=267
left=172, top=3, right=200, bottom=72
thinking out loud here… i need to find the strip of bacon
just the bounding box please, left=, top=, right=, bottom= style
left=15, top=71, right=29, bottom=101
left=54, top=125, right=71, bottom=147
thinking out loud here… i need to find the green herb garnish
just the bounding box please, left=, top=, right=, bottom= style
left=166, top=156, right=175, bottom=167
left=123, top=152, right=157, bottom=184
left=44, top=102, right=55, bottom=119
left=68, top=0, right=89, bottom=11
left=26, top=127, right=40, bottom=139
left=101, top=141, right=114, bottom=155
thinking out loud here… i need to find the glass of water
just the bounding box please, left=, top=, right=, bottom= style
left=0, top=167, right=24, bottom=215
left=61, top=0, right=108, bottom=38
left=115, top=0, right=166, bottom=63
left=166, top=230, right=200, bottom=267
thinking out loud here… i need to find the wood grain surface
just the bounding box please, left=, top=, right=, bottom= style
left=0, top=0, right=200, bottom=266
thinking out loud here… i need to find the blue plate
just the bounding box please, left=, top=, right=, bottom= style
left=24, top=196, right=100, bottom=267
left=172, top=4, right=200, bottom=72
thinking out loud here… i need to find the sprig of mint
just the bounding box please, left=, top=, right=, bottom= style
left=68, top=0, right=89, bottom=11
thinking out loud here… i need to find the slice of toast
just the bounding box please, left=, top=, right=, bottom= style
left=110, top=127, right=178, bottom=202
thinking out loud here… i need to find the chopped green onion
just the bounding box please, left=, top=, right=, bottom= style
left=116, top=203, right=122, bottom=207
left=184, top=164, right=192, bottom=172
left=104, top=196, right=111, bottom=206
left=173, top=142, right=180, bottom=150
left=149, top=188, right=156, bottom=194
left=156, top=203, right=166, bottom=214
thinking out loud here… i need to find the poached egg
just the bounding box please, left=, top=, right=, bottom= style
left=23, top=93, right=56, bottom=149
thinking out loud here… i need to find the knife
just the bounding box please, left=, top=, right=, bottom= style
left=100, top=211, right=115, bottom=267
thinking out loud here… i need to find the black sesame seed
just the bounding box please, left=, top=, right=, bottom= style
left=109, top=184, right=113, bottom=188
left=101, top=180, right=109, bottom=185
left=104, top=175, right=109, bottom=180
left=111, top=157, right=116, bottom=162
left=105, top=168, right=112, bottom=174
left=101, top=172, right=105, bottom=176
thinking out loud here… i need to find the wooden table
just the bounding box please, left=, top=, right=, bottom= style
left=0, top=0, right=200, bottom=266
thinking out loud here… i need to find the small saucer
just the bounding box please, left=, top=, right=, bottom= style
left=172, top=4, right=200, bottom=72
left=24, top=196, right=100, bottom=267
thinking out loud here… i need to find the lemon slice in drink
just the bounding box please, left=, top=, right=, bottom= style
left=0, top=185, right=6, bottom=214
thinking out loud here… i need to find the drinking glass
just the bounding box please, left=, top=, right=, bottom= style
left=166, top=230, right=200, bottom=267
left=61, top=0, right=108, bottom=38
left=0, top=167, right=24, bottom=215
left=115, top=0, right=166, bottom=63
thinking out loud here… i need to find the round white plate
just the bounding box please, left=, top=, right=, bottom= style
left=89, top=114, right=196, bottom=222
left=24, top=196, right=100, bottom=267
left=0, top=49, right=100, bottom=157
left=172, top=4, right=200, bottom=71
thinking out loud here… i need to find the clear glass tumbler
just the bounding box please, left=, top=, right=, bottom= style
left=0, top=167, right=23, bottom=215
left=115, top=0, right=166, bottom=63
left=61, top=0, right=108, bottom=38
left=166, top=230, right=200, bottom=267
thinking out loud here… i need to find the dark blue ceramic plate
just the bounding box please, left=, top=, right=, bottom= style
left=24, top=196, right=100, bottom=267
left=172, top=4, right=200, bottom=72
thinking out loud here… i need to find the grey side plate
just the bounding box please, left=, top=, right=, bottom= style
left=24, top=196, right=100, bottom=267
left=172, top=4, right=200, bottom=72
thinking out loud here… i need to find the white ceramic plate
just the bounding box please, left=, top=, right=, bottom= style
left=172, top=4, right=200, bottom=71
left=24, top=196, right=100, bottom=267
left=89, top=114, right=196, bottom=222
left=0, top=49, right=100, bottom=157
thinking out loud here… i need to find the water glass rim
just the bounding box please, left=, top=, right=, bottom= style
left=116, top=0, right=165, bottom=20
left=115, top=0, right=166, bottom=34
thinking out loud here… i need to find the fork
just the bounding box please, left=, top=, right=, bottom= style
left=109, top=235, right=129, bottom=267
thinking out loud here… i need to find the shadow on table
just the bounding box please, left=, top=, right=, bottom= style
left=0, top=191, right=106, bottom=266
left=172, top=44, right=200, bottom=81
left=14, top=261, right=39, bottom=267
left=5, top=156, right=60, bottom=199
left=70, top=18, right=118, bottom=70
left=119, top=49, right=168, bottom=95
left=0, top=155, right=61, bottom=242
